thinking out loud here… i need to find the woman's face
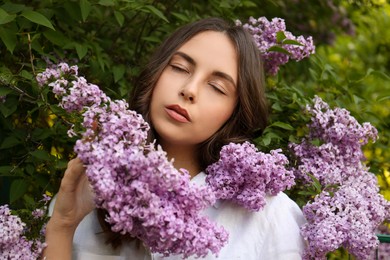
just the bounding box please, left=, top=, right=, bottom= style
left=150, top=31, right=238, bottom=148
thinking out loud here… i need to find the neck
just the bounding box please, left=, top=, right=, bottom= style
left=158, top=140, right=201, bottom=178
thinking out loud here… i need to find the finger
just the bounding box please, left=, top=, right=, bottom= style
left=61, top=158, right=86, bottom=192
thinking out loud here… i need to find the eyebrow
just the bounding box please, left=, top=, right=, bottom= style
left=173, top=51, right=237, bottom=89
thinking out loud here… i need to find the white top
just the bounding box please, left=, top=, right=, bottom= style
left=51, top=172, right=306, bottom=259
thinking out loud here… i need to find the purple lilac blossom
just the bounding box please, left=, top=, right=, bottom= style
left=0, top=205, right=46, bottom=259
left=290, top=96, right=390, bottom=259
left=236, top=16, right=315, bottom=75
left=206, top=141, right=295, bottom=211
left=36, top=63, right=228, bottom=258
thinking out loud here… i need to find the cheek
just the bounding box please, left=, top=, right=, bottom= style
left=203, top=101, right=236, bottom=132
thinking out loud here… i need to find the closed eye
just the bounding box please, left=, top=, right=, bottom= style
left=209, top=83, right=226, bottom=95
left=170, top=64, right=189, bottom=74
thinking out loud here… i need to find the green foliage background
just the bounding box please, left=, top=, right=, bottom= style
left=0, top=0, right=389, bottom=258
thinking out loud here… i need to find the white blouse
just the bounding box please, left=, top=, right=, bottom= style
left=52, top=172, right=306, bottom=259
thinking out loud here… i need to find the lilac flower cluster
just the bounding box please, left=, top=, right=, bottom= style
left=37, top=63, right=228, bottom=258
left=206, top=141, right=295, bottom=211
left=290, top=96, right=390, bottom=259
left=237, top=16, right=315, bottom=75
left=0, top=205, right=46, bottom=259
left=291, top=96, right=378, bottom=185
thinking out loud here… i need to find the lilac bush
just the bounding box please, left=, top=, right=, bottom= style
left=290, top=96, right=390, bottom=259
left=237, top=16, right=315, bottom=75
left=206, top=141, right=295, bottom=211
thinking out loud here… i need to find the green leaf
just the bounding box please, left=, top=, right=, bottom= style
left=43, top=30, right=70, bottom=47
left=32, top=128, right=53, bottom=141
left=377, top=96, right=390, bottom=102
left=75, top=43, right=88, bottom=60
left=19, top=70, right=33, bottom=80
left=309, top=138, right=321, bottom=146
left=0, top=166, right=12, bottom=175
left=306, top=172, right=322, bottom=193
left=267, top=46, right=291, bottom=55
left=143, top=5, right=169, bottom=23
left=114, top=11, right=124, bottom=27
left=142, top=35, right=161, bottom=43
left=25, top=164, right=35, bottom=175
left=21, top=10, right=55, bottom=30
left=270, top=121, right=294, bottom=131
left=260, top=133, right=271, bottom=146
left=98, top=0, right=115, bottom=6
left=0, top=8, right=16, bottom=24
left=276, top=31, right=286, bottom=43
left=112, top=65, right=125, bottom=83
left=0, top=87, right=14, bottom=96
left=0, top=136, right=22, bottom=149
left=298, top=190, right=317, bottom=196
left=10, top=179, right=28, bottom=203
left=282, top=39, right=303, bottom=46
left=36, top=174, right=50, bottom=189
left=0, top=98, right=18, bottom=117
left=80, top=0, right=92, bottom=22
left=242, top=1, right=257, bottom=7
left=56, top=160, right=69, bottom=170
left=0, top=27, right=17, bottom=54
left=1, top=3, right=26, bottom=13
left=30, top=150, right=51, bottom=161
left=171, top=12, right=189, bottom=22
left=258, top=132, right=281, bottom=146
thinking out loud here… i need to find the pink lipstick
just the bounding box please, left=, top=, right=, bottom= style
left=165, top=105, right=191, bottom=123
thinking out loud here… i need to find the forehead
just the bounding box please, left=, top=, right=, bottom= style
left=176, top=31, right=238, bottom=84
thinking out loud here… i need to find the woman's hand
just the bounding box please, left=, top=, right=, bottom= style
left=51, top=158, right=95, bottom=228
left=43, top=158, right=95, bottom=259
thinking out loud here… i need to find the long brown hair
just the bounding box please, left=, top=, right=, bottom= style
left=98, top=17, right=268, bottom=248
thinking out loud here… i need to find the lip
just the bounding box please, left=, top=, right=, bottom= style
left=165, top=104, right=191, bottom=123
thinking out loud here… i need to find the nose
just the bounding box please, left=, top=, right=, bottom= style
left=179, top=89, right=195, bottom=102
left=179, top=78, right=199, bottom=103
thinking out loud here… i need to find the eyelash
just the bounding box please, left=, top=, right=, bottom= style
left=209, top=82, right=225, bottom=95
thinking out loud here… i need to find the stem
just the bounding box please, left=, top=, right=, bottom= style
left=28, top=33, right=36, bottom=76
left=11, top=85, right=36, bottom=101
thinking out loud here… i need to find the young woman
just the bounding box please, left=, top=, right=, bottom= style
left=44, top=17, right=306, bottom=259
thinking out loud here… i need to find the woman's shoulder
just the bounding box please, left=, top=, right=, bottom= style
left=264, top=192, right=304, bottom=221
